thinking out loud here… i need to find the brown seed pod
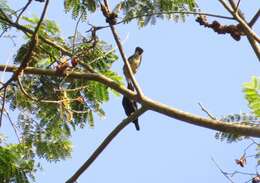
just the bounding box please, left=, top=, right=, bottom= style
left=235, top=155, right=246, bottom=167
left=71, top=57, right=78, bottom=67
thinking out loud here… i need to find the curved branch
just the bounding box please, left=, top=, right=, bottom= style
left=142, top=97, right=260, bottom=138
left=1, top=65, right=260, bottom=138
left=65, top=107, right=148, bottom=183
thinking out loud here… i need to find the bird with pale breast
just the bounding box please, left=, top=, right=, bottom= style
left=122, top=46, right=144, bottom=131
left=123, top=46, right=144, bottom=84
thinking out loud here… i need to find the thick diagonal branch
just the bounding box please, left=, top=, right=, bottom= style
left=65, top=107, right=147, bottom=183
left=227, top=0, right=260, bottom=61
left=1, top=65, right=260, bottom=138
left=219, top=0, right=260, bottom=60
left=101, top=0, right=144, bottom=97
left=219, top=0, right=259, bottom=43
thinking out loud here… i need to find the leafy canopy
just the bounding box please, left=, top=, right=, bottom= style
left=0, top=0, right=202, bottom=182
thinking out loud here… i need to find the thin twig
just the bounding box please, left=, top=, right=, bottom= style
left=87, top=32, right=129, bottom=65
left=55, top=85, right=89, bottom=92
left=0, top=88, right=7, bottom=126
left=0, top=30, right=7, bottom=38
left=249, top=9, right=260, bottom=27
left=228, top=0, right=245, bottom=18
left=243, top=142, right=256, bottom=154
left=84, top=11, right=235, bottom=33
left=4, top=110, right=20, bottom=143
left=211, top=157, right=235, bottom=183
left=16, top=0, right=33, bottom=23
left=198, top=102, right=216, bottom=120
left=234, top=0, right=241, bottom=14
left=72, top=12, right=84, bottom=54
left=249, top=137, right=260, bottom=146
left=229, top=170, right=256, bottom=177
left=17, top=75, right=82, bottom=104
left=65, top=107, right=147, bottom=183
left=119, top=11, right=234, bottom=23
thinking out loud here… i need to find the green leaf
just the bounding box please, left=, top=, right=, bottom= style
left=87, top=110, right=94, bottom=128
left=119, top=0, right=198, bottom=27
left=64, top=0, right=98, bottom=20
left=243, top=77, right=260, bottom=117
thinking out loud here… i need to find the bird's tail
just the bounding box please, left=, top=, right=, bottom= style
left=133, top=119, right=140, bottom=131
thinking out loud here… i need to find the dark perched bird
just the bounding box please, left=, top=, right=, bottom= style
left=122, top=84, right=140, bottom=131
left=123, top=47, right=144, bottom=84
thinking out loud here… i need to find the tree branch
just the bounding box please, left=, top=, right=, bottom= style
left=249, top=9, right=260, bottom=27
left=0, top=0, right=50, bottom=91
left=4, top=110, right=20, bottom=143
left=65, top=107, right=148, bottom=183
left=0, top=10, right=71, bottom=56
left=198, top=102, right=216, bottom=120
left=219, top=0, right=260, bottom=60
left=226, top=1, right=260, bottom=61
left=15, top=0, right=33, bottom=23
left=219, top=0, right=260, bottom=43
left=211, top=157, right=235, bottom=183
left=101, top=0, right=144, bottom=97
left=0, top=88, right=7, bottom=126
left=1, top=65, right=260, bottom=138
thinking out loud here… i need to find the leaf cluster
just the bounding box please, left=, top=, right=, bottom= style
left=64, top=0, right=99, bottom=20
left=118, top=0, right=198, bottom=27
left=215, top=113, right=259, bottom=143
left=0, top=144, right=35, bottom=183
left=0, top=0, right=15, bottom=32
left=243, top=77, right=260, bottom=117
left=1, top=12, right=122, bottom=182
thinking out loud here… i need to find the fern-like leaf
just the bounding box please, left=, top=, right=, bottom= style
left=215, top=113, right=260, bottom=143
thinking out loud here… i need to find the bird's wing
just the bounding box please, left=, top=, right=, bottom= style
left=137, top=55, right=142, bottom=69
left=122, top=96, right=134, bottom=116
left=127, top=55, right=134, bottom=62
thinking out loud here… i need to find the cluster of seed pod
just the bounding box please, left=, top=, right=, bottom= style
left=196, top=16, right=244, bottom=41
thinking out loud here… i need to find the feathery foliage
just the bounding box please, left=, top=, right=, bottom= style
left=0, top=144, right=35, bottom=183
left=0, top=0, right=15, bottom=32
left=118, top=0, right=198, bottom=27
left=215, top=113, right=260, bottom=143
left=64, top=0, right=99, bottom=20
left=214, top=77, right=260, bottom=143
left=0, top=5, right=122, bottom=181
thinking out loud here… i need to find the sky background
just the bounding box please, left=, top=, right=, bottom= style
left=1, top=0, right=260, bottom=182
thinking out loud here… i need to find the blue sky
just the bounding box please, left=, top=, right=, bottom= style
left=1, top=0, right=260, bottom=182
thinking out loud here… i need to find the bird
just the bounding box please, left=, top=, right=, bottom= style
left=122, top=83, right=140, bottom=131
left=123, top=47, right=144, bottom=85
left=121, top=47, right=143, bottom=131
